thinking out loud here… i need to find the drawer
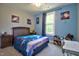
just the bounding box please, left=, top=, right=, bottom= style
left=1, top=40, right=12, bottom=48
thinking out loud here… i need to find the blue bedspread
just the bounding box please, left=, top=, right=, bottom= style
left=16, top=35, right=42, bottom=40
left=14, top=35, right=49, bottom=56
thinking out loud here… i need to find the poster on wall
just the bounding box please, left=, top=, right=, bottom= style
left=61, top=11, right=70, bottom=20
left=27, top=19, right=31, bottom=25
left=36, top=17, right=39, bottom=24
left=11, top=15, right=19, bottom=23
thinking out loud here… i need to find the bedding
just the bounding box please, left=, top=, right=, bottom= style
left=14, top=35, right=49, bottom=56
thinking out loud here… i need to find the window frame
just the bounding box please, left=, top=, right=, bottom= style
left=45, top=12, right=55, bottom=36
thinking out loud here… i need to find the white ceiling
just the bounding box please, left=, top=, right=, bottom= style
left=0, top=3, right=70, bottom=15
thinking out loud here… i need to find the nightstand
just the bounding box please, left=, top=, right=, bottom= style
left=0, top=35, right=13, bottom=48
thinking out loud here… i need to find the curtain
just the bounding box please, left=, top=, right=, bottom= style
left=42, top=13, right=46, bottom=36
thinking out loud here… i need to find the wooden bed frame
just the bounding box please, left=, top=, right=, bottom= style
left=12, top=27, right=30, bottom=44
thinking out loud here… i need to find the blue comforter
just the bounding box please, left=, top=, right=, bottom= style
left=16, top=35, right=42, bottom=40
left=14, top=35, right=48, bottom=56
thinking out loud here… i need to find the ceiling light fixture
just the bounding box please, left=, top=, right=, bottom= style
left=32, top=3, right=41, bottom=7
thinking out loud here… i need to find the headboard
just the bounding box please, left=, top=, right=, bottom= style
left=12, top=27, right=30, bottom=38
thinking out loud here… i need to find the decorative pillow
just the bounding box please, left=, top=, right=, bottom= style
left=65, top=33, right=74, bottom=40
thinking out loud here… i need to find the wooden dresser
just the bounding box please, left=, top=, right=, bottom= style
left=0, top=34, right=12, bottom=48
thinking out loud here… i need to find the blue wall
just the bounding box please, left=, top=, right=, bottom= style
left=55, top=4, right=77, bottom=39
left=34, top=13, right=43, bottom=35
left=34, top=4, right=77, bottom=40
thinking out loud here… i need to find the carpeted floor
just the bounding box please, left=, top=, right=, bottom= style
left=36, top=43, right=63, bottom=56
left=0, top=47, right=22, bottom=56
left=0, top=43, right=63, bottom=56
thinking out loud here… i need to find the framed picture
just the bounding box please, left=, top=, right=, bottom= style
left=36, top=17, right=39, bottom=24
left=61, top=11, right=70, bottom=20
left=27, top=19, right=31, bottom=25
left=11, top=15, right=19, bottom=23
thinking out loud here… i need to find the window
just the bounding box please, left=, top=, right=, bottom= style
left=46, top=12, right=55, bottom=35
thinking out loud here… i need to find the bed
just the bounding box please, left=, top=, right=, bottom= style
left=12, top=27, right=49, bottom=56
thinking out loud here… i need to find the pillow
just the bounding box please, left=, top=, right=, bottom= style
left=65, top=33, right=74, bottom=40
